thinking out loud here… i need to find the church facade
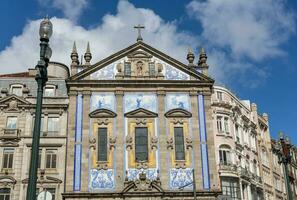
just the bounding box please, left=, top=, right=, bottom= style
left=1, top=32, right=297, bottom=200
left=63, top=39, right=221, bottom=199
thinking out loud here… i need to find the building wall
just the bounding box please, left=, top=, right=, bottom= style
left=0, top=64, right=68, bottom=200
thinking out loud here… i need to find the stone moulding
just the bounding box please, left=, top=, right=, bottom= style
left=89, top=108, right=117, bottom=118
left=164, top=108, right=192, bottom=118
left=124, top=108, right=158, bottom=118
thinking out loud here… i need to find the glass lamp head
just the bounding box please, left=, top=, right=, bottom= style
left=278, top=131, right=284, bottom=140
left=39, top=16, right=53, bottom=39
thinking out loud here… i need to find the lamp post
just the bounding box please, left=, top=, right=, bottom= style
left=275, top=131, right=293, bottom=200
left=178, top=169, right=197, bottom=200
left=26, top=16, right=52, bottom=200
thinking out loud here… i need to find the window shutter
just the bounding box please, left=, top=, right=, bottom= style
left=98, top=128, right=108, bottom=161
left=174, top=127, right=185, bottom=160
left=135, top=127, right=148, bottom=161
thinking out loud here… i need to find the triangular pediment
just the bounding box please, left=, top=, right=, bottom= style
left=0, top=95, right=31, bottom=112
left=69, top=41, right=213, bottom=83
left=164, top=108, right=192, bottom=118
left=89, top=108, right=117, bottom=118
left=124, top=108, right=158, bottom=118
left=0, top=94, right=31, bottom=105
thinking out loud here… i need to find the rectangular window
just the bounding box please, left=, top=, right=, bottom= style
left=149, top=63, right=155, bottom=76
left=45, top=149, right=57, bottom=169
left=11, top=86, right=22, bottom=96
left=224, top=117, right=229, bottom=133
left=2, top=148, right=14, bottom=169
left=6, top=117, right=17, bottom=129
left=135, top=127, right=148, bottom=161
left=44, top=86, right=55, bottom=97
left=217, top=116, right=223, bottom=132
left=217, top=91, right=223, bottom=101
left=0, top=188, right=10, bottom=200
left=174, top=127, right=185, bottom=160
left=33, top=117, right=44, bottom=135
left=97, top=128, right=108, bottom=162
left=124, top=62, right=131, bottom=76
left=47, top=117, right=59, bottom=135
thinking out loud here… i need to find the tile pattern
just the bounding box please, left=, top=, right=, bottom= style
left=169, top=168, right=193, bottom=189
left=89, top=169, right=115, bottom=189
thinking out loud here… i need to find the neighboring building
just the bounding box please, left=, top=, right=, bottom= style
left=0, top=62, right=69, bottom=200
left=212, top=86, right=264, bottom=200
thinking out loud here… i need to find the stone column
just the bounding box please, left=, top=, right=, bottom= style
left=203, top=91, right=220, bottom=190
left=81, top=90, right=91, bottom=191
left=190, top=91, right=203, bottom=189
left=65, top=90, right=77, bottom=192
left=157, top=90, right=169, bottom=190
left=247, top=183, right=252, bottom=200
left=115, top=90, right=124, bottom=191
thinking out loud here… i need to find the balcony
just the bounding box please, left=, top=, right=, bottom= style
left=239, top=167, right=251, bottom=180
left=219, top=162, right=238, bottom=177
left=0, top=128, right=21, bottom=140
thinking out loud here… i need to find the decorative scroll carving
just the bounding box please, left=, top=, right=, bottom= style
left=89, top=137, right=96, bottom=150
left=175, top=161, right=187, bottom=169
left=173, top=118, right=184, bottom=125
left=136, top=161, right=148, bottom=169
left=150, top=136, right=158, bottom=150
left=167, top=137, right=174, bottom=150
left=96, top=118, right=109, bottom=125
left=135, top=118, right=147, bottom=125
left=109, top=136, right=116, bottom=150
left=123, top=170, right=163, bottom=193
left=96, top=162, right=108, bottom=170
left=126, top=135, right=133, bottom=150
left=185, top=137, right=193, bottom=149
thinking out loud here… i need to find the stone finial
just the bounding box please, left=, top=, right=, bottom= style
left=84, top=42, right=92, bottom=65
left=263, top=113, right=269, bottom=121
left=197, top=47, right=209, bottom=75
left=186, top=48, right=195, bottom=67
left=71, top=41, right=79, bottom=66
left=251, top=103, right=257, bottom=111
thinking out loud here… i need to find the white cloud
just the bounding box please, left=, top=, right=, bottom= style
left=186, top=0, right=295, bottom=86
left=0, top=1, right=197, bottom=74
left=38, top=0, right=87, bottom=22
left=187, top=0, right=295, bottom=61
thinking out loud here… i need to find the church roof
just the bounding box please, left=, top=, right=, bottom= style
left=69, top=41, right=214, bottom=83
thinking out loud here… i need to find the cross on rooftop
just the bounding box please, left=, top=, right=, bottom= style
left=134, top=24, right=145, bottom=42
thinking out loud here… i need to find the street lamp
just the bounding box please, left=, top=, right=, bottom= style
left=275, top=131, right=293, bottom=200
left=26, top=16, right=53, bottom=200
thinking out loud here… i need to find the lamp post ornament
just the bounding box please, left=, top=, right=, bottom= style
left=134, top=24, right=145, bottom=42
left=26, top=16, right=52, bottom=200
left=275, top=131, right=293, bottom=200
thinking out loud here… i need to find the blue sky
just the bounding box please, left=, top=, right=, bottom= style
left=0, top=0, right=296, bottom=144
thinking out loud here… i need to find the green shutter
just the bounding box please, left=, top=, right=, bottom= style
left=174, top=127, right=185, bottom=160
left=135, top=127, right=148, bottom=161
left=98, top=128, right=108, bottom=161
